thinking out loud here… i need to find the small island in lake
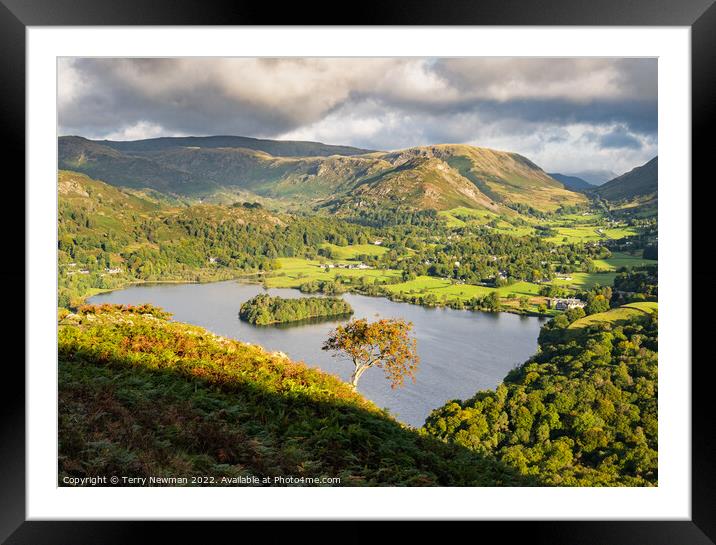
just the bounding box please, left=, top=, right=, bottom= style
left=239, top=293, right=353, bottom=325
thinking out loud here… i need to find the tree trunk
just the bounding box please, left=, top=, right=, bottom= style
left=350, top=364, right=368, bottom=389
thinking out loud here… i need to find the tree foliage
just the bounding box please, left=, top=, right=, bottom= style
left=323, top=318, right=420, bottom=389
left=424, top=313, right=658, bottom=486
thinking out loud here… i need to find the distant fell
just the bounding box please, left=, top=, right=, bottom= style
left=567, top=169, right=620, bottom=186
left=58, top=136, right=586, bottom=212
left=548, top=173, right=595, bottom=192
left=596, top=157, right=658, bottom=202
left=64, top=134, right=375, bottom=157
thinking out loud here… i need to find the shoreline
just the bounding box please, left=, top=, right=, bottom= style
left=82, top=273, right=552, bottom=320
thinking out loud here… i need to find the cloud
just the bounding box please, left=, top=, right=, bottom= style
left=597, top=125, right=644, bottom=150
left=58, top=57, right=657, bottom=173
left=103, top=121, right=173, bottom=141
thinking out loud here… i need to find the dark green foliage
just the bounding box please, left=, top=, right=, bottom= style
left=239, top=294, right=353, bottom=325
left=612, top=266, right=658, bottom=305
left=424, top=313, right=658, bottom=486
left=343, top=207, right=441, bottom=228
left=643, top=244, right=658, bottom=260
left=299, top=280, right=347, bottom=295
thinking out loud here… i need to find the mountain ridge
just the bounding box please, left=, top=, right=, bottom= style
left=596, top=157, right=658, bottom=202
left=58, top=135, right=587, bottom=213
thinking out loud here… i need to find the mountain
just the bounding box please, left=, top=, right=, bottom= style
left=567, top=169, right=619, bottom=186
left=326, top=144, right=586, bottom=212
left=548, top=173, right=595, bottom=192
left=596, top=157, right=658, bottom=202
left=58, top=136, right=586, bottom=212
left=65, top=134, right=375, bottom=157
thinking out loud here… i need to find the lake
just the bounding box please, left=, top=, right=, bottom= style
left=89, top=281, right=545, bottom=427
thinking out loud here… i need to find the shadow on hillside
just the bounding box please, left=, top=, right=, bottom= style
left=58, top=350, right=543, bottom=487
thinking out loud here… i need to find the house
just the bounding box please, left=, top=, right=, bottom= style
left=549, top=297, right=586, bottom=310
left=372, top=240, right=383, bottom=245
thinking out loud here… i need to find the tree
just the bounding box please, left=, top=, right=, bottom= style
left=322, top=318, right=419, bottom=390
left=585, top=294, right=610, bottom=315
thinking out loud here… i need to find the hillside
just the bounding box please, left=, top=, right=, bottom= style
left=59, top=136, right=586, bottom=212
left=425, top=310, right=658, bottom=486
left=568, top=301, right=658, bottom=330
left=548, top=173, right=595, bottom=192
left=324, top=145, right=585, bottom=212
left=596, top=157, right=658, bottom=202
left=58, top=304, right=532, bottom=486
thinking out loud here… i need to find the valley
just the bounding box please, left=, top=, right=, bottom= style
left=57, top=137, right=656, bottom=318
left=57, top=133, right=658, bottom=487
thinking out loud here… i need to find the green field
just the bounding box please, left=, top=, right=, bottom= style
left=319, top=243, right=388, bottom=260
left=385, top=276, right=542, bottom=300
left=569, top=302, right=657, bottom=329
left=622, top=301, right=659, bottom=313
left=265, top=257, right=401, bottom=288
left=383, top=276, right=550, bottom=313
left=547, top=271, right=617, bottom=290
left=440, top=207, right=645, bottom=246
left=592, top=251, right=657, bottom=272
left=544, top=225, right=639, bottom=244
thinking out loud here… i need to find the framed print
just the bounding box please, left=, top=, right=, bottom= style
left=3, top=0, right=714, bottom=542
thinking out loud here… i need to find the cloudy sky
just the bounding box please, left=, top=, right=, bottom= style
left=58, top=57, right=657, bottom=177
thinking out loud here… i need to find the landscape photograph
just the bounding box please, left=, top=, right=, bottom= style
left=57, top=57, right=658, bottom=487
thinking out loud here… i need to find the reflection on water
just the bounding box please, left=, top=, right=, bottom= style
left=251, top=312, right=355, bottom=330
left=89, top=281, right=545, bottom=427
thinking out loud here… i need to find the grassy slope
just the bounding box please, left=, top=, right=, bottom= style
left=597, top=157, right=658, bottom=202
left=592, top=251, right=658, bottom=272
left=319, top=243, right=388, bottom=260
left=568, top=302, right=658, bottom=329
left=430, top=145, right=585, bottom=211
left=59, top=305, right=532, bottom=486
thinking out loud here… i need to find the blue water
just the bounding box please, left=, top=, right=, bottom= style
left=89, top=281, right=544, bottom=427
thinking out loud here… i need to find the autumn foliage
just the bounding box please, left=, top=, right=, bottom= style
left=322, top=318, right=419, bottom=389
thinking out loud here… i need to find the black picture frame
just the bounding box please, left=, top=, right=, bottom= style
left=2, top=0, right=712, bottom=542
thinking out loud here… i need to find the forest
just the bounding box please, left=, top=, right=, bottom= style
left=424, top=310, right=658, bottom=486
